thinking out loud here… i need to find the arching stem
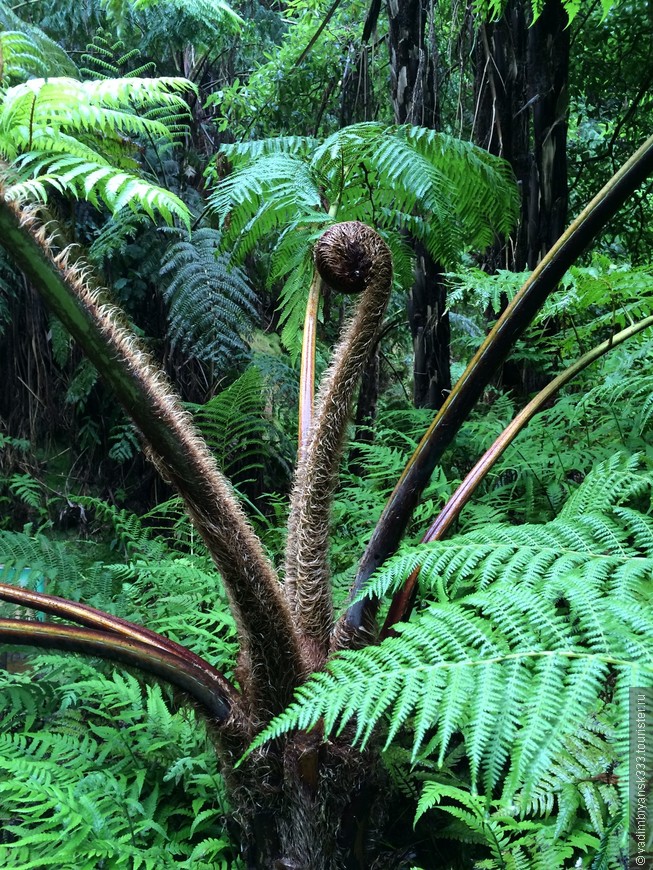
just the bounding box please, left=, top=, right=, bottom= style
left=339, top=131, right=653, bottom=643
left=0, top=619, right=237, bottom=723
left=0, top=183, right=306, bottom=715
left=297, top=203, right=340, bottom=454
left=380, top=313, right=653, bottom=636
left=0, top=582, right=231, bottom=683
left=285, top=222, right=393, bottom=664
left=298, top=272, right=323, bottom=454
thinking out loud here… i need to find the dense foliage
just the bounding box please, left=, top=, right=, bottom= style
left=0, top=0, right=652, bottom=867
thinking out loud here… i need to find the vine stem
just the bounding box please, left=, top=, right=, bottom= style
left=381, top=312, right=653, bottom=636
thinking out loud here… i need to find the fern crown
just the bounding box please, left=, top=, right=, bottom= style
left=207, top=122, right=518, bottom=350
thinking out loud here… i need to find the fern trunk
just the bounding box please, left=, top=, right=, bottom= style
left=232, top=739, right=387, bottom=870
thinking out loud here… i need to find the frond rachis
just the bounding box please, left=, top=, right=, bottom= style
left=285, top=222, right=393, bottom=665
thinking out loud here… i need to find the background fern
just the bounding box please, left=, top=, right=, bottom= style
left=159, top=227, right=257, bottom=369
left=207, top=122, right=518, bottom=353
left=0, top=74, right=195, bottom=226
left=0, top=493, right=242, bottom=867
left=0, top=667, right=239, bottom=869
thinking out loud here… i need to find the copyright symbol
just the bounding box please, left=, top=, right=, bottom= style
left=636, top=856, right=645, bottom=865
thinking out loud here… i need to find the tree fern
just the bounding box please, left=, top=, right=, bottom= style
left=212, top=124, right=518, bottom=263
left=104, top=0, right=243, bottom=37
left=208, top=122, right=518, bottom=350
left=159, top=228, right=257, bottom=368
left=248, top=454, right=653, bottom=822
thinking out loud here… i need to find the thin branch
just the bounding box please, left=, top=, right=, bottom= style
left=293, top=0, right=344, bottom=69
left=338, top=131, right=653, bottom=643
left=380, top=312, right=653, bottom=635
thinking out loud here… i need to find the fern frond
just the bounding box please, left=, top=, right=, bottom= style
left=188, top=366, right=276, bottom=485
left=248, top=455, right=653, bottom=807
left=217, top=135, right=317, bottom=164
left=0, top=530, right=82, bottom=601
left=6, top=153, right=191, bottom=227
left=124, top=0, right=243, bottom=31
left=0, top=76, right=195, bottom=226
left=0, top=667, right=235, bottom=868
left=80, top=30, right=156, bottom=81
left=0, top=4, right=78, bottom=79
left=209, top=152, right=325, bottom=260
left=160, top=227, right=256, bottom=367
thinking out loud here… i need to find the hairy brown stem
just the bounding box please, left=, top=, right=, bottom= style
left=380, top=312, right=653, bottom=635
left=0, top=184, right=305, bottom=717
left=338, top=131, right=653, bottom=644
left=0, top=619, right=236, bottom=722
left=284, top=222, right=393, bottom=664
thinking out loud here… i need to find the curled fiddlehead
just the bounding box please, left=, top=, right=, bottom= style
left=284, top=222, right=393, bottom=666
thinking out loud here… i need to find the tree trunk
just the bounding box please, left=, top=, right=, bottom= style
left=526, top=0, right=569, bottom=266
left=473, top=0, right=569, bottom=270
left=387, top=0, right=451, bottom=410
left=409, top=245, right=451, bottom=408
left=231, top=738, right=388, bottom=870
left=472, top=0, right=569, bottom=393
